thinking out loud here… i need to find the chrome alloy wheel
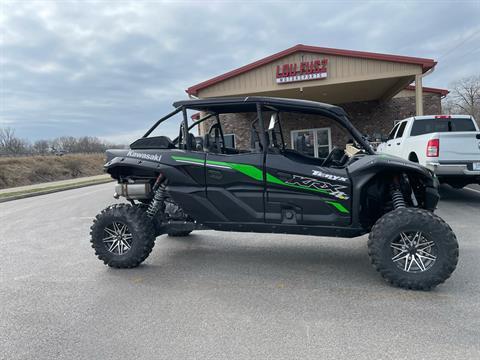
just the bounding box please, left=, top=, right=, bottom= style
left=103, top=222, right=133, bottom=255
left=390, top=232, right=437, bottom=273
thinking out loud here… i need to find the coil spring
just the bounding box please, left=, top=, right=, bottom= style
left=390, top=185, right=406, bottom=209
left=146, top=185, right=166, bottom=218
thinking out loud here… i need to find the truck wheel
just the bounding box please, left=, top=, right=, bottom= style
left=368, top=208, right=458, bottom=290
left=90, top=204, right=156, bottom=268
left=167, top=230, right=192, bottom=237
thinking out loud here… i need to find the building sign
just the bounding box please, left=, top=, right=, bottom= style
left=276, top=58, right=328, bottom=84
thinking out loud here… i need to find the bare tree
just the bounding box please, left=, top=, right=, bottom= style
left=1, top=128, right=125, bottom=156
left=0, top=127, right=29, bottom=154
left=443, top=75, right=480, bottom=119
left=33, top=139, right=50, bottom=154
left=52, top=136, right=78, bottom=153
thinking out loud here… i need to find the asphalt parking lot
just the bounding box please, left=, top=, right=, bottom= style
left=1, top=183, right=479, bottom=360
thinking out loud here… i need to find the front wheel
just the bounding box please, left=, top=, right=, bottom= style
left=368, top=208, right=458, bottom=290
left=90, top=204, right=156, bottom=268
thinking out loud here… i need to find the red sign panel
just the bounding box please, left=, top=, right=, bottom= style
left=276, top=58, right=328, bottom=84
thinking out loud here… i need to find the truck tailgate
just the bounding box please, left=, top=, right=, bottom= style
left=436, top=132, right=480, bottom=161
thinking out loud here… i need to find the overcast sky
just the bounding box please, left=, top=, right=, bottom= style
left=1, top=0, right=479, bottom=143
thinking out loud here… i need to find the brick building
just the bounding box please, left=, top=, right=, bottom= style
left=186, top=45, right=448, bottom=157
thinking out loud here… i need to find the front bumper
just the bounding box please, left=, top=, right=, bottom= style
left=425, top=161, right=480, bottom=177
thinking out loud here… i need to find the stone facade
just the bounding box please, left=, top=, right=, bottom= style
left=197, top=93, right=442, bottom=150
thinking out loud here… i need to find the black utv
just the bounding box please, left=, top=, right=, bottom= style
left=91, top=97, right=458, bottom=290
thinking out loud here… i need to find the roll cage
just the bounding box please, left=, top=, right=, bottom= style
left=141, top=96, right=375, bottom=155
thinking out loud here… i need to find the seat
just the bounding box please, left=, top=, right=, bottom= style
left=204, top=123, right=224, bottom=153
left=194, top=136, right=204, bottom=151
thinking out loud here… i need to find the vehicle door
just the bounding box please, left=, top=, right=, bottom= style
left=391, top=121, right=407, bottom=157
left=379, top=122, right=400, bottom=155
left=204, top=122, right=265, bottom=223
left=264, top=115, right=351, bottom=226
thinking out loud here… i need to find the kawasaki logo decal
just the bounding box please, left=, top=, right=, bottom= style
left=171, top=155, right=349, bottom=214
left=127, top=150, right=162, bottom=162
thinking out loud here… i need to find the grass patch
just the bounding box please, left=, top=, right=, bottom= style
left=0, top=153, right=106, bottom=189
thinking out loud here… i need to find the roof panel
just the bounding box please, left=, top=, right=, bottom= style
left=173, top=96, right=346, bottom=116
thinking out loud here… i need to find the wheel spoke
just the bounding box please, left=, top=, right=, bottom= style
left=392, top=251, right=408, bottom=262
left=103, top=233, right=116, bottom=240
left=391, top=243, right=405, bottom=252
left=403, top=255, right=410, bottom=271
left=417, top=251, right=436, bottom=261
left=399, top=233, right=410, bottom=246
left=411, top=232, right=421, bottom=246
left=392, top=253, right=408, bottom=264
left=416, top=241, right=434, bottom=250
left=413, top=255, right=425, bottom=271
left=108, top=240, right=118, bottom=253
left=405, top=255, right=415, bottom=271
left=104, top=227, right=117, bottom=237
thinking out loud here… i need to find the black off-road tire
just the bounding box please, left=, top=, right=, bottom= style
left=368, top=208, right=458, bottom=290
left=167, top=230, right=192, bottom=237
left=90, top=204, right=156, bottom=268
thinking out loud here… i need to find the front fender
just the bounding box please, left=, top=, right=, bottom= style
left=347, top=154, right=438, bottom=228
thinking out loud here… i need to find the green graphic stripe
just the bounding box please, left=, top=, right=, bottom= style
left=171, top=155, right=349, bottom=213
left=325, top=201, right=350, bottom=214
left=171, top=156, right=204, bottom=164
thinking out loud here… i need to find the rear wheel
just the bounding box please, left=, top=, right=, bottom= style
left=368, top=208, right=458, bottom=290
left=90, top=204, right=156, bottom=268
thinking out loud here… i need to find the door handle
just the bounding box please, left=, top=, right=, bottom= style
left=387, top=144, right=391, bottom=147
left=207, top=169, right=223, bottom=180
left=396, top=142, right=401, bottom=145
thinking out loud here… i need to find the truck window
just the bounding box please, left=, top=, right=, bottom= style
left=395, top=121, right=407, bottom=138
left=387, top=123, right=400, bottom=140
left=410, top=118, right=477, bottom=136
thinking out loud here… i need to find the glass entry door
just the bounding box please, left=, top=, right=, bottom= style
left=291, top=128, right=331, bottom=158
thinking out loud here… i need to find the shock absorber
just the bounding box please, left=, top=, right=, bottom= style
left=390, top=183, right=406, bottom=209
left=146, top=174, right=166, bottom=218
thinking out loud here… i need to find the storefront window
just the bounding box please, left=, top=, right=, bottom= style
left=224, top=134, right=236, bottom=148
left=291, top=128, right=331, bottom=158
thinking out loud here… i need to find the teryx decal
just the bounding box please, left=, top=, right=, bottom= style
left=285, top=175, right=350, bottom=200
left=312, top=169, right=348, bottom=182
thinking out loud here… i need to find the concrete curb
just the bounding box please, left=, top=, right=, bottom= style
left=0, top=178, right=113, bottom=203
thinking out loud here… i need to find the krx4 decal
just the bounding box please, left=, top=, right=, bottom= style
left=285, top=175, right=350, bottom=200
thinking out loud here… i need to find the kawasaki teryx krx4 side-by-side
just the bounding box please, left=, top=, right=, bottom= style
left=91, top=97, right=458, bottom=290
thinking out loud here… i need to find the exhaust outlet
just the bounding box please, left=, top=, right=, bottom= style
left=114, top=183, right=151, bottom=200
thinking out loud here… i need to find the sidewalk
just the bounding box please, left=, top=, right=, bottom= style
left=0, top=174, right=113, bottom=202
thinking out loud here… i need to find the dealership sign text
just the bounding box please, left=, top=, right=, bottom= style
left=276, top=58, right=328, bottom=84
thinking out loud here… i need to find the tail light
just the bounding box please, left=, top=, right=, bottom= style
left=426, top=139, right=439, bottom=157
left=434, top=115, right=451, bottom=119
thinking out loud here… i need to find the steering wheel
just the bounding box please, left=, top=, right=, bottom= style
left=322, top=147, right=345, bottom=167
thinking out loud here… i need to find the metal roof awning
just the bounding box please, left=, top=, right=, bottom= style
left=185, top=44, right=445, bottom=107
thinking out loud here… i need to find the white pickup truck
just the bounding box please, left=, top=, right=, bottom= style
left=377, top=115, right=480, bottom=188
